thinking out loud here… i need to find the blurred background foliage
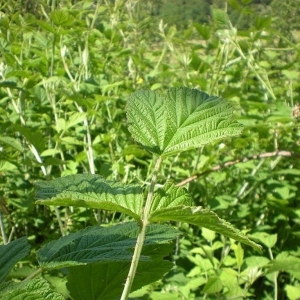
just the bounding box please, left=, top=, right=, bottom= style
left=0, top=0, right=300, bottom=299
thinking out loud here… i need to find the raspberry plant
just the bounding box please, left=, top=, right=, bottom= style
left=0, top=87, right=262, bottom=299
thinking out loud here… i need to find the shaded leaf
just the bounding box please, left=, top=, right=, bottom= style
left=0, top=237, right=30, bottom=284
left=127, top=87, right=243, bottom=157
left=37, top=222, right=179, bottom=270
left=149, top=206, right=262, bottom=252
left=66, top=243, right=174, bottom=300
left=35, top=174, right=144, bottom=221
left=14, top=124, right=45, bottom=154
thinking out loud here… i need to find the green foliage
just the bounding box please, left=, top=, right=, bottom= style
left=0, top=0, right=299, bottom=299
left=35, top=174, right=144, bottom=221
left=0, top=237, right=30, bottom=284
left=127, top=87, right=243, bottom=157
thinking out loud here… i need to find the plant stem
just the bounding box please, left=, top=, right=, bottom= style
left=0, top=210, right=7, bottom=245
left=23, top=268, right=43, bottom=282
left=120, top=156, right=162, bottom=300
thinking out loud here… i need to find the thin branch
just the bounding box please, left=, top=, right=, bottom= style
left=176, top=150, right=300, bottom=187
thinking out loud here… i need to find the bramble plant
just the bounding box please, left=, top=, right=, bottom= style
left=0, top=87, right=262, bottom=299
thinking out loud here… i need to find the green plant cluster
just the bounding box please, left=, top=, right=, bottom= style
left=0, top=0, right=300, bottom=299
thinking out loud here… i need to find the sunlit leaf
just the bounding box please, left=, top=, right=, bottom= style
left=149, top=206, right=262, bottom=252
left=1, top=278, right=64, bottom=300
left=127, top=87, right=243, bottom=157
left=267, top=256, right=300, bottom=274
left=150, top=183, right=192, bottom=212
left=35, top=174, right=144, bottom=221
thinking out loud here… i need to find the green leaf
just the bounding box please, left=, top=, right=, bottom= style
left=248, top=232, right=277, bottom=248
left=234, top=243, right=244, bottom=268
left=0, top=81, right=18, bottom=89
left=285, top=284, right=300, bottom=300
left=50, top=11, right=73, bottom=26
left=267, top=256, right=300, bottom=274
left=66, top=243, right=174, bottom=300
left=150, top=183, right=192, bottom=212
left=0, top=237, right=30, bottom=284
left=254, top=16, right=272, bottom=30
left=35, top=174, right=144, bottom=221
left=1, top=278, right=65, bottom=300
left=36, top=20, right=58, bottom=34
left=0, top=136, right=24, bottom=152
left=37, top=222, right=179, bottom=270
left=149, top=206, right=262, bottom=252
left=14, top=124, right=45, bottom=154
left=65, top=112, right=87, bottom=130
left=203, top=277, right=223, bottom=294
left=212, top=9, right=230, bottom=29
left=127, top=87, right=243, bottom=157
left=194, top=23, right=211, bottom=40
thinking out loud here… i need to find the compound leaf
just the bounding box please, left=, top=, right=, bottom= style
left=149, top=206, right=262, bottom=252
left=0, top=237, right=30, bottom=285
left=127, top=87, right=243, bottom=157
left=35, top=174, right=143, bottom=221
left=37, top=222, right=179, bottom=270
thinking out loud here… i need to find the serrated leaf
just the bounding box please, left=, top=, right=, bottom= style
left=66, top=243, right=174, bottom=300
left=149, top=206, right=262, bottom=252
left=35, top=174, right=144, bottom=221
left=1, top=277, right=65, bottom=300
left=0, top=237, right=30, bottom=284
left=127, top=87, right=243, bottom=157
left=37, top=222, right=179, bottom=270
left=151, top=183, right=192, bottom=212
left=0, top=136, right=23, bottom=152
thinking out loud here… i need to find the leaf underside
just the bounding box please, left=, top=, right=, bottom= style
left=127, top=87, right=243, bottom=157
left=35, top=174, right=144, bottom=221
left=149, top=206, right=262, bottom=252
left=37, top=222, right=180, bottom=270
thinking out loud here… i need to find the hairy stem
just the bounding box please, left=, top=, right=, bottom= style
left=120, top=156, right=162, bottom=300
